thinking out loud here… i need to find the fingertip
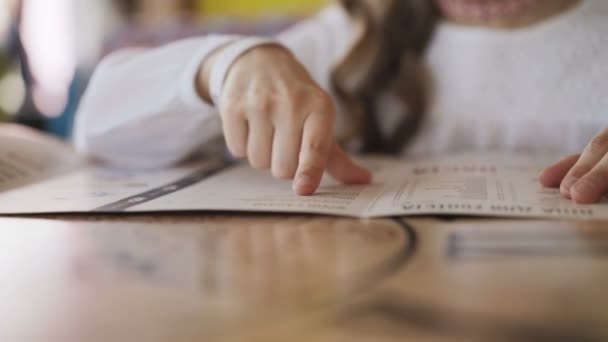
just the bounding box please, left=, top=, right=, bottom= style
left=571, top=192, right=596, bottom=204
left=328, top=151, right=373, bottom=184
left=539, top=154, right=581, bottom=188
left=293, top=184, right=316, bottom=196
left=537, top=168, right=552, bottom=187
left=560, top=181, right=573, bottom=200
left=538, top=165, right=566, bottom=188
left=350, top=166, right=373, bottom=185
left=571, top=180, right=600, bottom=204
left=337, top=162, right=372, bottom=185
left=292, top=172, right=321, bottom=196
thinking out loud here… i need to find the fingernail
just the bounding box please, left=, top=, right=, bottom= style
left=560, top=176, right=579, bottom=196
left=572, top=180, right=595, bottom=203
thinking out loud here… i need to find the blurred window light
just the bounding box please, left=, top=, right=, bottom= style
left=20, top=0, right=76, bottom=117
left=0, top=70, right=26, bottom=115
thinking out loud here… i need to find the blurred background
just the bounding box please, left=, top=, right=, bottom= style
left=0, top=0, right=328, bottom=138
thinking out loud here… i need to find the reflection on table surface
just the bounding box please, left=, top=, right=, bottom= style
left=0, top=215, right=607, bottom=342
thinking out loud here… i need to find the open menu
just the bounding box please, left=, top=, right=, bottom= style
left=1, top=124, right=607, bottom=220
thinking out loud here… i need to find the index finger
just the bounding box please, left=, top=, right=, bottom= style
left=292, top=111, right=334, bottom=196
left=560, top=129, right=608, bottom=198
left=538, top=154, right=580, bottom=188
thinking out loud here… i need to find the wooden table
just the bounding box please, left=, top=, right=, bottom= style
left=0, top=214, right=606, bottom=342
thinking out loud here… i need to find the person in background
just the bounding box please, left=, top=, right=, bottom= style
left=74, top=0, right=608, bottom=203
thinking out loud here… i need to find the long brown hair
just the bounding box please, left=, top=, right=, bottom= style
left=332, top=0, right=439, bottom=154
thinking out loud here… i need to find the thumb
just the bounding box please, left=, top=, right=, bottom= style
left=327, top=143, right=372, bottom=185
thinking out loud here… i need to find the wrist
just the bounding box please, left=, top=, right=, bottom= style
left=196, top=44, right=229, bottom=104
left=196, top=37, right=282, bottom=106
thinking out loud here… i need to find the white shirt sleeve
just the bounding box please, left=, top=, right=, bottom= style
left=73, top=5, right=352, bottom=169
left=277, top=4, right=353, bottom=91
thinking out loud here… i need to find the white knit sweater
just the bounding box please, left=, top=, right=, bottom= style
left=74, top=0, right=608, bottom=168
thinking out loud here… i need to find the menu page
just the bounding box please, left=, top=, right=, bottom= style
left=365, top=154, right=606, bottom=220
left=131, top=154, right=608, bottom=220
left=125, top=157, right=399, bottom=217
left=0, top=150, right=607, bottom=220
left=0, top=160, right=226, bottom=214
left=0, top=157, right=389, bottom=216
left=0, top=125, right=83, bottom=193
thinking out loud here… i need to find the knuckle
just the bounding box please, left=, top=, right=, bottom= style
left=300, top=86, right=333, bottom=109
left=316, top=91, right=335, bottom=112
left=282, top=90, right=316, bottom=121
left=247, top=109, right=271, bottom=123
left=220, top=105, right=242, bottom=120
left=588, top=133, right=608, bottom=154
left=298, top=164, right=324, bottom=179
left=317, top=104, right=337, bottom=125
left=249, top=156, right=270, bottom=170
left=243, top=89, right=274, bottom=115
left=306, top=137, right=330, bottom=155
left=248, top=99, right=273, bottom=119
left=593, top=163, right=608, bottom=177
left=289, top=89, right=307, bottom=108
left=569, top=164, right=592, bottom=178
left=281, top=105, right=305, bottom=123
left=578, top=174, right=602, bottom=190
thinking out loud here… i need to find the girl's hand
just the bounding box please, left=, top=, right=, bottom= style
left=539, top=128, right=608, bottom=203
left=198, top=45, right=371, bottom=196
